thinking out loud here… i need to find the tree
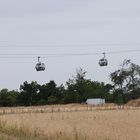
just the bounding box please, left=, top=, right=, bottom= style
left=110, top=60, right=140, bottom=103
left=38, top=81, right=65, bottom=104
left=0, top=89, right=19, bottom=106
left=37, top=84, right=48, bottom=104
left=66, top=68, right=87, bottom=103
left=65, top=68, right=112, bottom=103
left=19, top=81, right=38, bottom=106
left=46, top=80, right=57, bottom=97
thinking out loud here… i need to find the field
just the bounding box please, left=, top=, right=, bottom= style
left=0, top=104, right=140, bottom=140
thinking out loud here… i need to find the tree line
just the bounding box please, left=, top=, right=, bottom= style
left=0, top=60, right=140, bottom=106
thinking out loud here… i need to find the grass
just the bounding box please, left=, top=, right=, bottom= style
left=0, top=119, right=43, bottom=140
left=0, top=118, right=91, bottom=140
left=0, top=104, right=140, bottom=140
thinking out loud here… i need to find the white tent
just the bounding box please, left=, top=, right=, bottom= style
left=86, top=98, right=105, bottom=105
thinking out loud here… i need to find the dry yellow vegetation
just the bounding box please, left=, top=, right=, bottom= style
left=127, top=98, right=140, bottom=107
left=0, top=105, right=140, bottom=140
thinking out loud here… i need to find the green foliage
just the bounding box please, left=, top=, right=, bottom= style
left=0, top=68, right=113, bottom=106
left=0, top=89, right=19, bottom=106
left=0, top=61, right=140, bottom=107
left=19, top=81, right=39, bottom=106
left=110, top=60, right=140, bottom=103
left=66, top=68, right=112, bottom=103
left=48, top=96, right=58, bottom=104
left=37, top=99, right=47, bottom=105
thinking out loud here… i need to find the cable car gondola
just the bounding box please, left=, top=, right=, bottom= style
left=99, top=52, right=108, bottom=66
left=35, top=56, right=46, bottom=71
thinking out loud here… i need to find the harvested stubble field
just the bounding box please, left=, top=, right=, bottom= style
left=0, top=104, right=140, bottom=140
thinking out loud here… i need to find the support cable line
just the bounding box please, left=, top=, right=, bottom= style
left=0, top=43, right=140, bottom=48
left=0, top=49, right=139, bottom=71
left=0, top=49, right=139, bottom=58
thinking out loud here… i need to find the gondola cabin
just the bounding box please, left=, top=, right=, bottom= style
left=35, top=56, right=46, bottom=71
left=99, top=58, right=108, bottom=66
left=99, top=52, right=108, bottom=66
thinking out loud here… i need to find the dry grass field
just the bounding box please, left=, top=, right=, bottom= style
left=0, top=104, right=140, bottom=140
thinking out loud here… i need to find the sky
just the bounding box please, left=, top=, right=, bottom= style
left=0, top=0, right=140, bottom=90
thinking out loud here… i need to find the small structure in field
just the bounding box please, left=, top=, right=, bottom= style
left=86, top=98, right=105, bottom=105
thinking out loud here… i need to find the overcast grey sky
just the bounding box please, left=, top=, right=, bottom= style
left=0, top=0, right=140, bottom=90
